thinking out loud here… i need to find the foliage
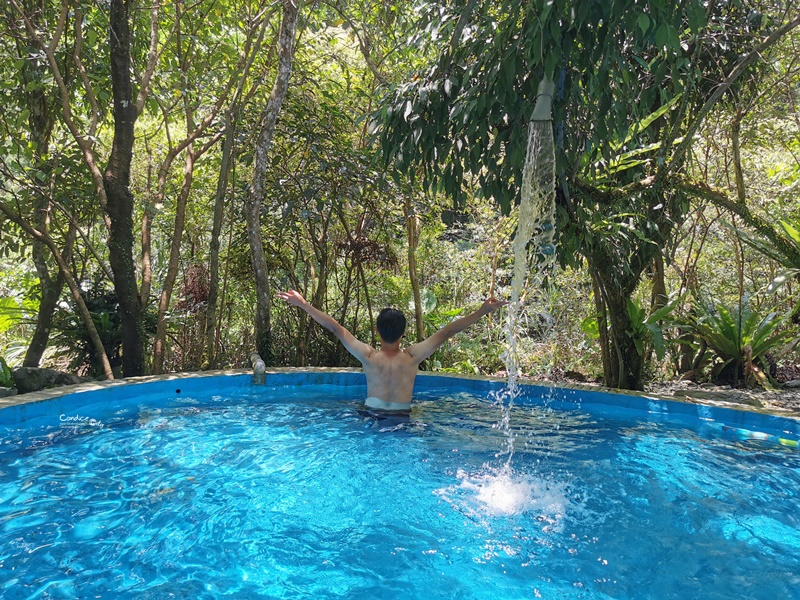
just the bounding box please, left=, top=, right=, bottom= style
left=0, top=357, right=12, bottom=387
left=371, top=0, right=797, bottom=390
left=685, top=296, right=791, bottom=386
left=626, top=295, right=683, bottom=361
left=48, top=289, right=156, bottom=378
left=49, top=291, right=123, bottom=377
left=0, top=0, right=798, bottom=390
left=731, top=218, right=800, bottom=300
left=375, top=0, right=770, bottom=209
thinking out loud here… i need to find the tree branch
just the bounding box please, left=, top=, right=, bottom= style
left=674, top=175, right=800, bottom=266
left=72, top=5, right=100, bottom=138
left=0, top=198, right=114, bottom=380
left=135, top=0, right=161, bottom=116
left=9, top=0, right=110, bottom=219
left=51, top=199, right=115, bottom=283
left=667, top=14, right=800, bottom=174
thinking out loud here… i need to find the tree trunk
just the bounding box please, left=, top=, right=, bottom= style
left=590, top=271, right=613, bottom=386
left=24, top=224, right=76, bottom=367
left=0, top=202, right=114, bottom=379
left=404, top=198, right=424, bottom=343
left=650, top=251, right=668, bottom=313
left=205, top=110, right=236, bottom=369
left=215, top=190, right=237, bottom=360
left=602, top=282, right=645, bottom=391
left=23, top=263, right=61, bottom=367
left=591, top=261, right=645, bottom=390
left=104, top=0, right=145, bottom=376
left=203, top=12, right=268, bottom=368
left=245, top=0, right=301, bottom=364
left=151, top=145, right=196, bottom=374
left=20, top=3, right=60, bottom=367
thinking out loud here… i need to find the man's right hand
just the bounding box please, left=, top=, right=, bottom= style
left=480, top=296, right=507, bottom=315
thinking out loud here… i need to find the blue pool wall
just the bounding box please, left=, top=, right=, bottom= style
left=1, top=369, right=798, bottom=446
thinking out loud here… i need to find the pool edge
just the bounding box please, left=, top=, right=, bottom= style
left=2, top=367, right=799, bottom=422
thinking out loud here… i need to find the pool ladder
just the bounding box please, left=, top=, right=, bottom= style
left=249, top=352, right=266, bottom=384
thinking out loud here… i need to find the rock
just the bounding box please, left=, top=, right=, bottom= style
left=0, top=386, right=16, bottom=398
left=11, top=367, right=87, bottom=394
left=783, top=380, right=800, bottom=389
left=564, top=370, right=588, bottom=382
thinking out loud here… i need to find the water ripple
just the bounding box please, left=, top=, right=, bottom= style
left=0, top=393, right=798, bottom=598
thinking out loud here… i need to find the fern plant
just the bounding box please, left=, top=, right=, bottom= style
left=687, top=296, right=790, bottom=386
left=0, top=357, right=13, bottom=388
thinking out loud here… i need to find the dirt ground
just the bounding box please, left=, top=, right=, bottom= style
left=641, top=379, right=800, bottom=417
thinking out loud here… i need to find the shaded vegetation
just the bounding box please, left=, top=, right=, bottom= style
left=0, top=0, right=798, bottom=392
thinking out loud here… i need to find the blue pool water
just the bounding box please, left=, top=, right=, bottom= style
left=1, top=372, right=800, bottom=599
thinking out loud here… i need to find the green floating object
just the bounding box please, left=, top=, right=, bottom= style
left=778, top=438, right=798, bottom=447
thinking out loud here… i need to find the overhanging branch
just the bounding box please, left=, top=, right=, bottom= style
left=666, top=14, right=800, bottom=175
left=674, top=176, right=800, bottom=266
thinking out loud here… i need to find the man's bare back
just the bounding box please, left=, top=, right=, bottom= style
left=361, top=346, right=421, bottom=409
left=276, top=290, right=506, bottom=410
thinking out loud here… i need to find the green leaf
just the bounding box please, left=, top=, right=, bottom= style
left=0, top=357, right=13, bottom=387
left=626, top=298, right=646, bottom=325
left=409, top=288, right=438, bottom=315
left=647, top=292, right=685, bottom=323
left=779, top=219, right=800, bottom=247
left=0, top=297, right=22, bottom=334
left=655, top=24, right=669, bottom=49
left=544, top=46, right=562, bottom=79
left=581, top=316, right=600, bottom=339
left=666, top=24, right=681, bottom=50
left=403, top=101, right=413, bottom=121
left=610, top=94, right=681, bottom=152
left=637, top=14, right=650, bottom=36
left=687, top=3, right=707, bottom=33
left=646, top=323, right=666, bottom=360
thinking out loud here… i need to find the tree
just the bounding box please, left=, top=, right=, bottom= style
left=246, top=0, right=301, bottom=365
left=8, top=0, right=161, bottom=376
left=0, top=0, right=83, bottom=367
left=0, top=199, right=114, bottom=378
left=376, top=0, right=800, bottom=389
left=103, top=0, right=152, bottom=376
left=147, top=1, right=268, bottom=374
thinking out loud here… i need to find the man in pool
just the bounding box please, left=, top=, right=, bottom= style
left=276, top=290, right=506, bottom=412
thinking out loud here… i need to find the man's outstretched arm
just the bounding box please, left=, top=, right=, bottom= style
left=276, top=290, right=375, bottom=362
left=406, top=297, right=506, bottom=364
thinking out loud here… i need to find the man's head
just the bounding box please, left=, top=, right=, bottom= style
left=376, top=308, right=406, bottom=344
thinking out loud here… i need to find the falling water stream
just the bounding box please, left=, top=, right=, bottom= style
left=494, top=114, right=557, bottom=468
left=467, top=112, right=558, bottom=516
left=506, top=120, right=557, bottom=389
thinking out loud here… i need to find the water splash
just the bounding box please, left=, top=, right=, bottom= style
left=436, top=466, right=568, bottom=525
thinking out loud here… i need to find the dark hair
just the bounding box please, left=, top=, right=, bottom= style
left=376, top=308, right=406, bottom=343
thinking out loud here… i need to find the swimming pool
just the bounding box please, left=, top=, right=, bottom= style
left=2, top=370, right=799, bottom=599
